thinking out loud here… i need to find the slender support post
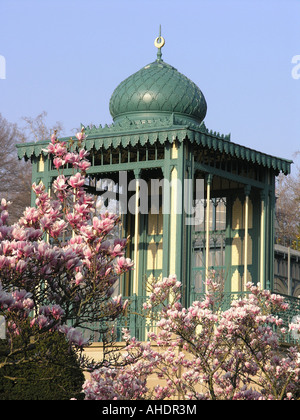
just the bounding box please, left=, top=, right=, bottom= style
left=288, top=247, right=292, bottom=296
left=260, top=190, right=266, bottom=288
left=133, top=169, right=141, bottom=295
left=169, top=166, right=178, bottom=275
left=162, top=148, right=171, bottom=278
left=244, top=185, right=251, bottom=288
left=205, top=174, right=213, bottom=282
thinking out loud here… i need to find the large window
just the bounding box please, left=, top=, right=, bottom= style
left=192, top=197, right=227, bottom=292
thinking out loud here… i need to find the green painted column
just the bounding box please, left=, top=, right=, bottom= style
left=162, top=143, right=171, bottom=279
left=132, top=168, right=141, bottom=295
left=268, top=177, right=276, bottom=290
left=205, top=174, right=213, bottom=282
left=243, top=185, right=251, bottom=288
left=174, top=142, right=185, bottom=287
left=184, top=149, right=193, bottom=306
left=260, top=189, right=267, bottom=289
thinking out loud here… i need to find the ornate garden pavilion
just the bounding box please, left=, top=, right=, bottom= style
left=17, top=34, right=292, bottom=312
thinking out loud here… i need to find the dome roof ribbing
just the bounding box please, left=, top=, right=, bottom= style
left=109, top=57, right=207, bottom=124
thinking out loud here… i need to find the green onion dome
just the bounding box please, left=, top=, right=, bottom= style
left=109, top=57, right=207, bottom=125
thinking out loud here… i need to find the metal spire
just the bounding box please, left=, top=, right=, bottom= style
left=154, top=24, right=165, bottom=61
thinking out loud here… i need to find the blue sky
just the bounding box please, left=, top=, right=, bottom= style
left=0, top=0, right=299, bottom=172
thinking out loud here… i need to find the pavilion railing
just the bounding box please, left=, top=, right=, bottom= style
left=82, top=292, right=300, bottom=344
left=273, top=293, right=300, bottom=343
left=190, top=290, right=300, bottom=344
left=114, top=294, right=162, bottom=342
left=79, top=294, right=162, bottom=343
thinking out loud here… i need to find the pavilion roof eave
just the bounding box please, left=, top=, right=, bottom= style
left=15, top=122, right=293, bottom=176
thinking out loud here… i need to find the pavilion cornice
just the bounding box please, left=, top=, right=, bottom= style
left=16, top=119, right=292, bottom=175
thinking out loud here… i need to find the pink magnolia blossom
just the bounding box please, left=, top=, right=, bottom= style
left=53, top=157, right=66, bottom=170
left=69, top=172, right=85, bottom=188
left=52, top=175, right=68, bottom=192
left=61, top=326, right=89, bottom=347
left=82, top=276, right=300, bottom=401
left=20, top=207, right=40, bottom=226
left=46, top=141, right=67, bottom=157
left=16, top=259, right=27, bottom=273
left=49, top=219, right=68, bottom=238
left=74, top=271, right=84, bottom=285
left=92, top=216, right=115, bottom=235
left=32, top=182, right=45, bottom=195
left=78, top=160, right=91, bottom=172
left=0, top=198, right=11, bottom=211
left=75, top=130, right=86, bottom=142
left=114, top=256, right=134, bottom=275
left=50, top=133, right=57, bottom=143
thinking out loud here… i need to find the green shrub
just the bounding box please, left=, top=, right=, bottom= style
left=0, top=332, right=85, bottom=400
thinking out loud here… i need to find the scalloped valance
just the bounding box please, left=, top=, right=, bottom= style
left=16, top=120, right=292, bottom=175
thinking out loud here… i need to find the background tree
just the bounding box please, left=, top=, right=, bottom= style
left=0, top=114, right=31, bottom=222
left=0, top=111, right=64, bottom=223
left=19, top=111, right=64, bottom=144
left=276, top=168, right=300, bottom=250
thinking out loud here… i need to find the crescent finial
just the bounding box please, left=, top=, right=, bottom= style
left=154, top=25, right=165, bottom=61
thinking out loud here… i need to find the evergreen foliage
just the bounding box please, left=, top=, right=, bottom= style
left=0, top=332, right=85, bottom=400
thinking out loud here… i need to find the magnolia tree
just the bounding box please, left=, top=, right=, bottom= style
left=0, top=130, right=133, bottom=371
left=83, top=276, right=300, bottom=400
